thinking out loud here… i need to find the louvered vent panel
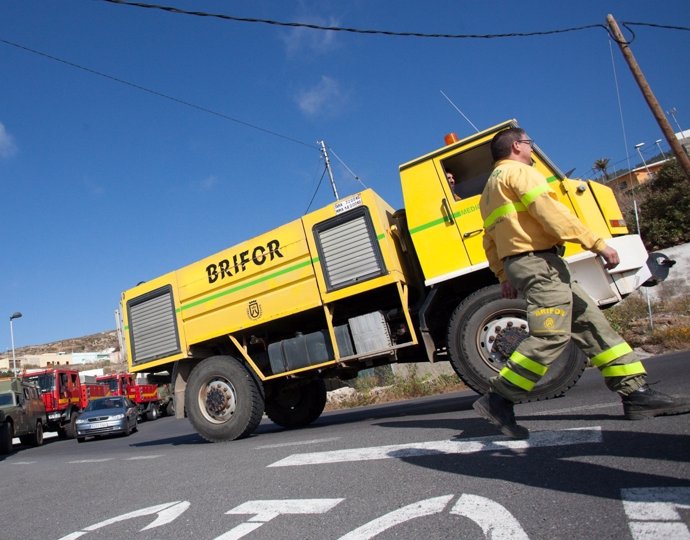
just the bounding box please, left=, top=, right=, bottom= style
left=319, top=215, right=383, bottom=289
left=129, top=288, right=180, bottom=365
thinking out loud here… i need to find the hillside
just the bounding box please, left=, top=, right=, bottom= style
left=16, top=330, right=120, bottom=356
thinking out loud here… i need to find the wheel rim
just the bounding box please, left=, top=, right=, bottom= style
left=198, top=377, right=238, bottom=424
left=475, top=307, right=529, bottom=373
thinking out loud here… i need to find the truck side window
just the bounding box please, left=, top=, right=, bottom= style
left=441, top=142, right=494, bottom=199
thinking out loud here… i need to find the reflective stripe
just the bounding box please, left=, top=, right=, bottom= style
left=510, top=351, right=548, bottom=376
left=483, top=201, right=526, bottom=229
left=601, top=361, right=647, bottom=378
left=591, top=342, right=634, bottom=367
left=520, top=182, right=552, bottom=207
left=499, top=367, right=536, bottom=391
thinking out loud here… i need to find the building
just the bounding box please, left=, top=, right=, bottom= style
left=0, top=349, right=121, bottom=372
left=606, top=158, right=671, bottom=197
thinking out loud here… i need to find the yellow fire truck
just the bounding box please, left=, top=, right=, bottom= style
left=118, top=120, right=666, bottom=442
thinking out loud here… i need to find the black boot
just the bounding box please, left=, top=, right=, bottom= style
left=473, top=392, right=529, bottom=440
left=622, top=384, right=690, bottom=420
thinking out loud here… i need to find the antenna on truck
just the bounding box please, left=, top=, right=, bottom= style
left=318, top=140, right=340, bottom=200
left=440, top=90, right=480, bottom=133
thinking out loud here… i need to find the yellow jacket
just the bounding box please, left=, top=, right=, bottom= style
left=480, top=159, right=606, bottom=282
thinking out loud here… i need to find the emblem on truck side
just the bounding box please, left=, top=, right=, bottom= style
left=206, top=239, right=283, bottom=284
left=247, top=300, right=262, bottom=320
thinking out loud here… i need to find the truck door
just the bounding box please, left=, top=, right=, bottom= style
left=439, top=140, right=495, bottom=269
left=400, top=132, right=497, bottom=285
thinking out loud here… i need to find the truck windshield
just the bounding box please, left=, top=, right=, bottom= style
left=100, top=379, right=119, bottom=392
left=25, top=373, right=55, bottom=393
left=0, top=392, right=15, bottom=406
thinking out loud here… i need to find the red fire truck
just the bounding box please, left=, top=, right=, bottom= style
left=96, top=373, right=164, bottom=420
left=22, top=368, right=108, bottom=438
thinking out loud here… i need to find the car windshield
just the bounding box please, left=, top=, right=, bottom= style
left=0, top=392, right=15, bottom=406
left=86, top=398, right=125, bottom=411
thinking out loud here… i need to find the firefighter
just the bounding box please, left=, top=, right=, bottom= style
left=474, top=126, right=690, bottom=439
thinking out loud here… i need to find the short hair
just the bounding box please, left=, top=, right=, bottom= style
left=490, top=127, right=526, bottom=161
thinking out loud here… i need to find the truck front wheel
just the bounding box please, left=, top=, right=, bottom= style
left=447, top=285, right=587, bottom=402
left=265, top=379, right=327, bottom=429
left=63, top=412, right=78, bottom=439
left=185, top=356, right=264, bottom=442
left=0, top=422, right=13, bottom=454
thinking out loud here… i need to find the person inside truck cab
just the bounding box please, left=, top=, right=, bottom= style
left=445, top=171, right=462, bottom=201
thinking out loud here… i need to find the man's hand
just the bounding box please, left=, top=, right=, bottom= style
left=501, top=280, right=518, bottom=299
left=598, top=245, right=620, bottom=269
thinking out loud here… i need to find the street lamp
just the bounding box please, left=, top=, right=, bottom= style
left=655, top=139, right=666, bottom=159
left=666, top=107, right=684, bottom=136
left=634, top=143, right=652, bottom=177
left=10, top=312, right=22, bottom=376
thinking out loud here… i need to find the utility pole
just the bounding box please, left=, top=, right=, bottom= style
left=607, top=14, right=690, bottom=178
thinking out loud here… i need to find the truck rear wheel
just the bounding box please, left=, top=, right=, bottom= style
left=20, top=421, right=44, bottom=447
left=185, top=356, right=264, bottom=442
left=447, top=285, right=587, bottom=402
left=265, top=379, right=327, bottom=429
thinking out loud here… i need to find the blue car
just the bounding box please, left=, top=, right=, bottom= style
left=76, top=396, right=138, bottom=442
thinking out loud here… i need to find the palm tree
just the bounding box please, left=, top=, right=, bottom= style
left=593, top=158, right=611, bottom=181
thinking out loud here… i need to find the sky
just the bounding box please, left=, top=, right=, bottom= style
left=1, top=0, right=689, bottom=349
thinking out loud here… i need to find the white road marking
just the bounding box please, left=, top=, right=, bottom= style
left=57, top=501, right=190, bottom=540
left=12, top=431, right=58, bottom=445
left=255, top=437, right=341, bottom=449
left=622, top=487, right=690, bottom=539
left=68, top=458, right=113, bottom=464
left=124, top=455, right=164, bottom=460
left=217, top=499, right=344, bottom=540
left=268, top=427, right=603, bottom=467
left=338, top=495, right=453, bottom=540
left=450, top=494, right=529, bottom=540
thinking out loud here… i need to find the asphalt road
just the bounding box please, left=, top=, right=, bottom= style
left=1, top=352, right=689, bottom=540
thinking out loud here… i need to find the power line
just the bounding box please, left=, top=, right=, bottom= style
left=0, top=37, right=316, bottom=150
left=101, top=0, right=611, bottom=40
left=99, top=1, right=690, bottom=43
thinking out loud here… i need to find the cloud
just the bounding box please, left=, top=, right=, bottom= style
left=0, top=122, right=18, bottom=158
left=281, top=15, right=340, bottom=56
left=196, top=174, right=219, bottom=191
left=296, top=76, right=347, bottom=117
left=82, top=176, right=106, bottom=197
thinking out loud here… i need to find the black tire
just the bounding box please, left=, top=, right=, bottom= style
left=77, top=437, right=86, bottom=443
left=185, top=356, right=264, bottom=442
left=165, top=400, right=175, bottom=417
left=447, top=285, right=587, bottom=403
left=0, top=423, right=13, bottom=455
left=63, top=411, right=78, bottom=439
left=265, top=379, right=327, bottom=429
left=146, top=405, right=159, bottom=421
left=20, top=421, right=44, bottom=447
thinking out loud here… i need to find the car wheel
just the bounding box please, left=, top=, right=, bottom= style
left=77, top=437, right=86, bottom=443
